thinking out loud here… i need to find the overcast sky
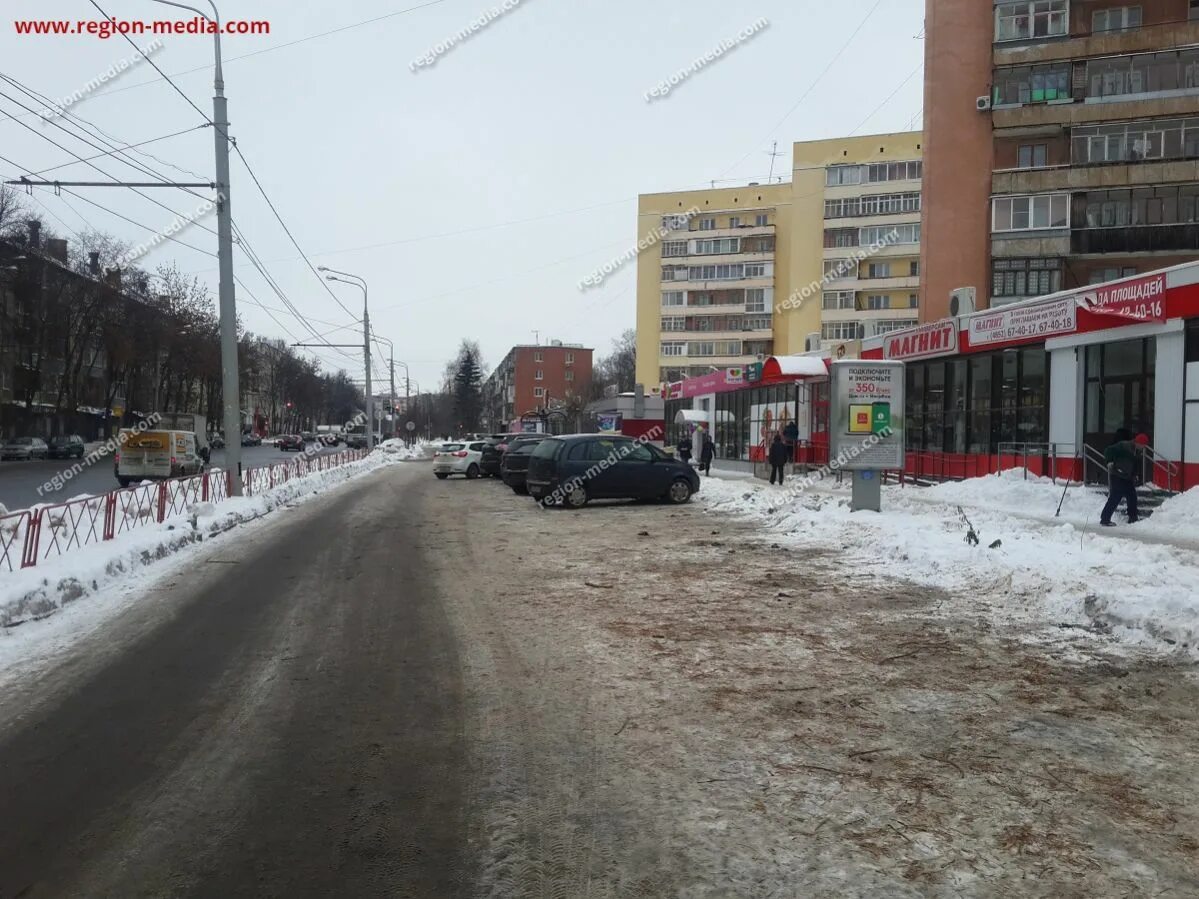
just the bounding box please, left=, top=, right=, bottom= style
left=1, top=0, right=924, bottom=392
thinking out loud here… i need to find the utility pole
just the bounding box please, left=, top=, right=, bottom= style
left=389, top=348, right=396, bottom=439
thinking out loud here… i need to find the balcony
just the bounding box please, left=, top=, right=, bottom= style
left=851, top=274, right=920, bottom=291
left=994, top=20, right=1199, bottom=68
left=1071, top=223, right=1199, bottom=253
left=993, top=159, right=1199, bottom=194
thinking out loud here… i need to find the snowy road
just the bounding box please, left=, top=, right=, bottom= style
left=1, top=462, right=1197, bottom=897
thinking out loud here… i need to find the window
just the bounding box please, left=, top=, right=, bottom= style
left=995, top=1, right=1068, bottom=42
left=661, top=342, right=685, bottom=357
left=565, top=370, right=574, bottom=382
left=862, top=224, right=920, bottom=244
left=662, top=291, right=685, bottom=307
left=693, top=237, right=739, bottom=255
left=824, top=259, right=853, bottom=279
left=1192, top=0, right=1199, bottom=21
left=822, top=291, right=855, bottom=310
left=908, top=294, right=919, bottom=308
left=661, top=214, right=690, bottom=231
left=535, top=369, right=544, bottom=380
left=533, top=387, right=546, bottom=398
left=661, top=265, right=688, bottom=281
left=1080, top=184, right=1199, bottom=228
left=992, top=257, right=1063, bottom=297
left=866, top=161, right=922, bottom=183
left=745, top=288, right=766, bottom=312
left=866, top=262, right=892, bottom=279
left=662, top=240, right=687, bottom=257
left=826, top=165, right=863, bottom=186
left=824, top=228, right=859, bottom=248
left=565, top=352, right=574, bottom=364
left=1087, top=49, right=1199, bottom=100
left=992, top=63, right=1071, bottom=105
left=729, top=216, right=741, bottom=228
left=1018, top=144, right=1048, bottom=168
left=825, top=197, right=858, bottom=218
left=825, top=192, right=921, bottom=217
left=689, top=264, right=744, bottom=280
left=698, top=218, right=716, bottom=231
left=862, top=294, right=890, bottom=310
left=744, top=263, right=767, bottom=278
left=534, top=351, right=543, bottom=362
left=1072, top=117, right=1199, bottom=165
left=992, top=193, right=1069, bottom=231
left=910, top=260, right=920, bottom=276
left=822, top=322, right=861, bottom=341
left=661, top=315, right=685, bottom=331
left=755, top=213, right=769, bottom=226
left=1088, top=266, right=1139, bottom=284
left=744, top=315, right=772, bottom=330
left=874, top=319, right=918, bottom=335
left=688, top=340, right=743, bottom=357
left=1093, top=6, right=1142, bottom=33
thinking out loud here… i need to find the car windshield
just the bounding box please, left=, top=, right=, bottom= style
left=531, top=439, right=561, bottom=460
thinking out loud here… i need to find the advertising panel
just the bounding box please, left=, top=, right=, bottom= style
left=829, top=360, right=905, bottom=470
left=968, top=296, right=1077, bottom=347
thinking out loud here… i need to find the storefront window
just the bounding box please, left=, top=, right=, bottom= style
left=946, top=360, right=968, bottom=453
left=1018, top=349, right=1047, bottom=444
left=968, top=356, right=993, bottom=453
left=925, top=363, right=946, bottom=451
left=906, top=364, right=925, bottom=451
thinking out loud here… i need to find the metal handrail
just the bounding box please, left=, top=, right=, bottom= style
left=1082, top=443, right=1109, bottom=489
left=1139, top=441, right=1180, bottom=493
left=995, top=441, right=1080, bottom=484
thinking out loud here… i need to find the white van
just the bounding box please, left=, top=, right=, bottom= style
left=115, top=429, right=206, bottom=487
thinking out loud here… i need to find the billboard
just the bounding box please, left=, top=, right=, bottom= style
left=829, top=360, right=905, bottom=470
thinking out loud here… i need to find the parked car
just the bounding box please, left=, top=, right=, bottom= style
left=240, top=433, right=262, bottom=447
left=279, top=434, right=305, bottom=452
left=500, top=435, right=548, bottom=494
left=432, top=441, right=486, bottom=479
left=47, top=434, right=86, bottom=460
left=525, top=434, right=699, bottom=508
left=210, top=433, right=226, bottom=449
left=1, top=436, right=49, bottom=461
left=479, top=433, right=523, bottom=477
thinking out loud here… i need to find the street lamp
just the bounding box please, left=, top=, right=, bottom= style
left=318, top=266, right=373, bottom=450
left=152, top=0, right=242, bottom=493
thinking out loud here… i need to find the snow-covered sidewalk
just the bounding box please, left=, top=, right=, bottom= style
left=701, top=469, right=1199, bottom=655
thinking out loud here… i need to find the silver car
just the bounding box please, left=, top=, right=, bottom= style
left=1, top=436, right=49, bottom=461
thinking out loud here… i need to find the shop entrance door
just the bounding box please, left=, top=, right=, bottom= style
left=1083, top=336, right=1155, bottom=481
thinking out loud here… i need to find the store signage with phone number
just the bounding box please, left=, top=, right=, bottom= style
left=968, top=296, right=1077, bottom=347
left=1076, top=272, right=1167, bottom=322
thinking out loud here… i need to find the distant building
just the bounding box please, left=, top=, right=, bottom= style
left=482, top=342, right=593, bottom=432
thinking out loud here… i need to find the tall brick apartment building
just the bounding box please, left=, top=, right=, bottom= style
left=482, top=342, right=593, bottom=432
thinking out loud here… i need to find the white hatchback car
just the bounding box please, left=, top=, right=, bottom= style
left=432, top=441, right=486, bottom=479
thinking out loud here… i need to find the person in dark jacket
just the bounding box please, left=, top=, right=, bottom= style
left=1100, top=427, right=1139, bottom=526
left=768, top=433, right=788, bottom=485
left=677, top=431, right=693, bottom=464
left=782, top=419, right=799, bottom=460
left=699, top=432, right=715, bottom=476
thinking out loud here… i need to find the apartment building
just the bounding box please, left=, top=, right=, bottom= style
left=921, top=0, right=1199, bottom=320
left=634, top=183, right=790, bottom=388
left=634, top=133, right=924, bottom=387
left=482, top=342, right=593, bottom=432
left=795, top=132, right=924, bottom=351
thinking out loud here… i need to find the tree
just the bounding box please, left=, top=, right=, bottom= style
left=591, top=329, right=636, bottom=398
left=0, top=186, right=29, bottom=238
left=450, top=340, right=484, bottom=433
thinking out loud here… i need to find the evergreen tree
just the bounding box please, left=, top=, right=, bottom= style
left=452, top=344, right=484, bottom=432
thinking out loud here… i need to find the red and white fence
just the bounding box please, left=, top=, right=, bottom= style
left=0, top=450, right=368, bottom=574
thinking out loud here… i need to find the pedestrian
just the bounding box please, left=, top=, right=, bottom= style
left=783, top=419, right=799, bottom=462
left=677, top=430, right=693, bottom=464
left=699, top=431, right=714, bottom=476
left=1100, top=427, right=1140, bottom=527
left=768, top=433, right=788, bottom=485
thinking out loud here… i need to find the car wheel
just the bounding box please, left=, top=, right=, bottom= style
left=466, top=463, right=480, bottom=479
left=564, top=483, right=588, bottom=509
left=435, top=473, right=449, bottom=480
left=667, top=478, right=693, bottom=505
left=511, top=484, right=528, bottom=495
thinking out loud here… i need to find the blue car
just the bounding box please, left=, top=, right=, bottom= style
left=525, top=434, right=700, bottom=508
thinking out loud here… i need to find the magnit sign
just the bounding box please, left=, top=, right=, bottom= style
left=882, top=319, right=958, bottom=361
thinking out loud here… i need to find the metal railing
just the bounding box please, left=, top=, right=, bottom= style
left=995, top=441, right=1080, bottom=484
left=0, top=449, right=367, bottom=573
left=1083, top=440, right=1180, bottom=493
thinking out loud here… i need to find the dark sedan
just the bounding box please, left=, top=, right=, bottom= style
left=525, top=434, right=700, bottom=508
left=278, top=434, right=305, bottom=452
left=499, top=435, right=547, bottom=494
left=47, top=434, right=86, bottom=459
left=479, top=433, right=525, bottom=478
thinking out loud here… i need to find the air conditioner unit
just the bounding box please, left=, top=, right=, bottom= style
left=949, top=287, right=977, bottom=317
left=976, top=95, right=992, bottom=112
left=805, top=332, right=821, bottom=353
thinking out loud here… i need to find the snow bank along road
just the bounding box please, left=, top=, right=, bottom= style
left=1, top=461, right=1198, bottom=896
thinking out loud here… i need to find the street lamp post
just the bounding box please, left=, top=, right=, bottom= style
left=152, top=0, right=242, bottom=493
left=317, top=267, right=372, bottom=450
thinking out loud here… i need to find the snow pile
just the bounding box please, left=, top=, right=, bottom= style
left=1, top=451, right=403, bottom=629
left=1146, top=485, right=1199, bottom=531
left=701, top=474, right=1199, bottom=655
left=377, top=438, right=433, bottom=459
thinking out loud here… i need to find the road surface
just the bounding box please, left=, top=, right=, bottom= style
left=0, top=443, right=345, bottom=511
left=1, top=462, right=1196, bottom=897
